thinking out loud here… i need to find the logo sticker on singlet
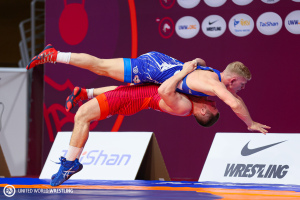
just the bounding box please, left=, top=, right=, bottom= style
left=133, top=75, right=141, bottom=83
left=133, top=66, right=139, bottom=74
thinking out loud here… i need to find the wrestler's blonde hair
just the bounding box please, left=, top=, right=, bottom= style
left=224, top=61, right=251, bottom=80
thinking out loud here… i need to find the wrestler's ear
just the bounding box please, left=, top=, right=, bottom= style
left=200, top=105, right=207, bottom=116
left=230, top=77, right=237, bottom=85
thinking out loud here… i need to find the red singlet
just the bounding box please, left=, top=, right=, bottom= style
left=95, top=84, right=163, bottom=120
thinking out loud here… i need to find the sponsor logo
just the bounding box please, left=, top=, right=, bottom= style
left=256, top=12, right=282, bottom=35
left=288, top=20, right=300, bottom=25
left=62, top=150, right=131, bottom=166
left=224, top=164, right=289, bottom=179
left=133, top=66, right=138, bottom=74
left=285, top=10, right=300, bottom=34
left=159, top=0, right=175, bottom=9
left=209, top=20, right=218, bottom=25
left=234, top=19, right=239, bottom=27
left=241, top=140, right=286, bottom=156
left=229, top=14, right=254, bottom=37
left=62, top=166, right=75, bottom=179
left=133, top=75, right=141, bottom=83
left=203, top=0, right=226, bottom=7
left=202, top=15, right=226, bottom=38
left=177, top=0, right=200, bottom=9
left=232, top=0, right=253, bottom=6
left=234, top=19, right=250, bottom=27
left=158, top=17, right=175, bottom=39
left=3, top=185, right=16, bottom=197
left=224, top=140, right=289, bottom=179
left=261, top=0, right=280, bottom=4
left=176, top=16, right=200, bottom=39
left=259, top=22, right=279, bottom=27
left=178, top=25, right=197, bottom=30
left=206, top=27, right=221, bottom=31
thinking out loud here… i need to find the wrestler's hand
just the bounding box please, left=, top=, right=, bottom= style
left=193, top=58, right=206, bottom=66
left=182, top=60, right=197, bottom=74
left=247, top=121, right=271, bottom=135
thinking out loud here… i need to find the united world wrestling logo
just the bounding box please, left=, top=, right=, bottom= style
left=3, top=185, right=16, bottom=197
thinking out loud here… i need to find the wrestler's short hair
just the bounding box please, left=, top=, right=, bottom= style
left=194, top=111, right=220, bottom=127
left=225, top=61, right=251, bottom=80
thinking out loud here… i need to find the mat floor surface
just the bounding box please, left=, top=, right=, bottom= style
left=1, top=178, right=300, bottom=200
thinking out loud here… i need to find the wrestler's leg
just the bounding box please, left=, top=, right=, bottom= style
left=50, top=99, right=101, bottom=186
left=69, top=98, right=101, bottom=148
left=69, top=53, right=125, bottom=82
left=26, top=44, right=126, bottom=82
left=65, top=85, right=117, bottom=112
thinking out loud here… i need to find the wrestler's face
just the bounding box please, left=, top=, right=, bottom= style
left=193, top=99, right=218, bottom=115
left=229, top=76, right=247, bottom=93
left=204, top=100, right=218, bottom=115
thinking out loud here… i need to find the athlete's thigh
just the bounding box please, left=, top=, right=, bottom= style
left=99, top=58, right=125, bottom=82
left=80, top=98, right=101, bottom=121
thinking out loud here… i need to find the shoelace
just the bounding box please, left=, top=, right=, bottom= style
left=37, top=52, right=56, bottom=65
left=51, top=157, right=66, bottom=165
left=73, top=96, right=85, bottom=105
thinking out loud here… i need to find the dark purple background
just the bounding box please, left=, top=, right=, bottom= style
left=44, top=0, right=300, bottom=180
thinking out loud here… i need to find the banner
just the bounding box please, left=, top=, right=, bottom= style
left=199, top=133, right=300, bottom=185
left=40, top=132, right=169, bottom=181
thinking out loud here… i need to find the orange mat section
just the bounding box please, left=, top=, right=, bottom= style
left=1, top=184, right=300, bottom=200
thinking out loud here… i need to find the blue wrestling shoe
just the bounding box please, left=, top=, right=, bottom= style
left=51, top=158, right=83, bottom=180
left=50, top=157, right=83, bottom=186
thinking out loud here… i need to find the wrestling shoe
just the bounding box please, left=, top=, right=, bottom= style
left=50, top=157, right=83, bottom=186
left=26, top=44, right=58, bottom=70
left=51, top=158, right=83, bottom=180
left=65, top=87, right=88, bottom=112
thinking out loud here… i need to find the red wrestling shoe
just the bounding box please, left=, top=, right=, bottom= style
left=26, top=44, right=58, bottom=70
left=65, top=87, right=88, bottom=112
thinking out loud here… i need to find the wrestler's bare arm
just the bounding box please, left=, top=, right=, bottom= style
left=211, top=81, right=271, bottom=134
left=158, top=61, right=197, bottom=116
left=233, top=94, right=250, bottom=115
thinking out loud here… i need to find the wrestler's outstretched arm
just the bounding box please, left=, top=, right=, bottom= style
left=211, top=81, right=271, bottom=134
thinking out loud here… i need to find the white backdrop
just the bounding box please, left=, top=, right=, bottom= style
left=0, top=68, right=28, bottom=176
